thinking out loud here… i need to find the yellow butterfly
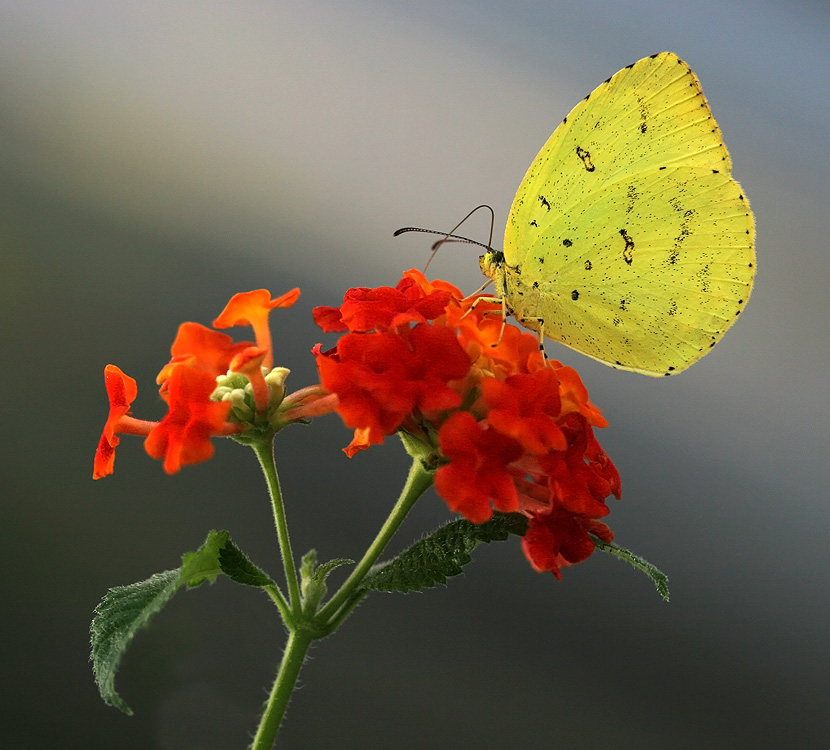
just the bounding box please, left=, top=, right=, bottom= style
left=479, top=52, right=755, bottom=376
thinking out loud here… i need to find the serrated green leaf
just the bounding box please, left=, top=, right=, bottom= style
left=90, top=529, right=234, bottom=714
left=590, top=535, right=670, bottom=601
left=90, top=569, right=179, bottom=714
left=359, top=512, right=528, bottom=594
left=219, top=540, right=275, bottom=587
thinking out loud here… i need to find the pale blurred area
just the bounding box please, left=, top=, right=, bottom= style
left=1, top=2, right=827, bottom=748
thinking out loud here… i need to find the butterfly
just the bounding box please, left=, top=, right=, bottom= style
left=479, top=52, right=755, bottom=376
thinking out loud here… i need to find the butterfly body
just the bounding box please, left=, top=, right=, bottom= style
left=481, top=52, right=755, bottom=376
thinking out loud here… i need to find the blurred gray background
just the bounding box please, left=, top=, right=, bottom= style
left=1, top=1, right=827, bottom=748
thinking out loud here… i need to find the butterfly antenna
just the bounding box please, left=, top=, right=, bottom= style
left=394, top=204, right=496, bottom=273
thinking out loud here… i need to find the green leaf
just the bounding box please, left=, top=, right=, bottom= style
left=300, top=550, right=354, bottom=613
left=590, top=535, right=670, bottom=601
left=359, top=512, right=528, bottom=594
left=90, top=569, right=180, bottom=714
left=180, top=529, right=228, bottom=587
left=90, top=529, right=273, bottom=714
left=314, top=557, right=354, bottom=580
left=219, top=540, right=275, bottom=588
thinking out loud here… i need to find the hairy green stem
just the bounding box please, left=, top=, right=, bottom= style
left=249, top=627, right=315, bottom=750
left=253, top=440, right=302, bottom=614
left=250, top=455, right=433, bottom=746
left=318, top=458, right=433, bottom=622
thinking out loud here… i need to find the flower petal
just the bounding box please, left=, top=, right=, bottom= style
left=93, top=365, right=138, bottom=480
left=161, top=322, right=252, bottom=382
left=213, top=288, right=300, bottom=368
left=144, top=365, right=232, bottom=474
left=435, top=412, right=523, bottom=523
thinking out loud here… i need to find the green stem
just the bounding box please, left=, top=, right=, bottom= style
left=253, top=440, right=302, bottom=614
left=264, top=584, right=291, bottom=624
left=249, top=455, right=433, bottom=746
left=317, top=458, right=433, bottom=622
left=249, top=627, right=315, bottom=750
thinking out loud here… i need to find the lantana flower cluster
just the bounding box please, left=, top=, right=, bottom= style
left=313, top=269, right=621, bottom=577
left=95, top=270, right=621, bottom=578
left=94, top=288, right=335, bottom=478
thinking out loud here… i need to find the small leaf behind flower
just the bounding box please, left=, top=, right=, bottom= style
left=359, top=512, right=529, bottom=594
left=90, top=530, right=273, bottom=714
left=590, top=534, right=670, bottom=601
left=180, top=529, right=228, bottom=586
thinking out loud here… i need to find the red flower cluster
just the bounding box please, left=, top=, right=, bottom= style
left=94, top=288, right=330, bottom=478
left=313, top=270, right=621, bottom=578
left=95, top=272, right=621, bottom=577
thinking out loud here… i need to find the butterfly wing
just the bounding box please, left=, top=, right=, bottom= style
left=501, top=52, right=755, bottom=375
left=502, top=166, right=754, bottom=375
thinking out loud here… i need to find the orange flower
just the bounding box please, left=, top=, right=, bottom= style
left=158, top=323, right=253, bottom=384
left=314, top=269, right=622, bottom=576
left=433, top=411, right=523, bottom=523
left=144, top=364, right=233, bottom=474
left=314, top=323, right=469, bottom=454
left=93, top=365, right=155, bottom=479
left=228, top=347, right=270, bottom=413
left=482, top=370, right=567, bottom=454
left=94, top=288, right=324, bottom=477
left=313, top=274, right=451, bottom=333
left=522, top=510, right=614, bottom=579
left=214, top=288, right=300, bottom=369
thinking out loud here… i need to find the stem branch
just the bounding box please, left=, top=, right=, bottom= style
left=318, top=459, right=433, bottom=622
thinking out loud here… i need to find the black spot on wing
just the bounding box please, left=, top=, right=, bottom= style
left=576, top=146, right=595, bottom=172
left=620, top=229, right=635, bottom=265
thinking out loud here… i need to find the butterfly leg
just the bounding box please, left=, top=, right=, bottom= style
left=464, top=292, right=547, bottom=355
left=514, top=315, right=548, bottom=359
left=463, top=293, right=512, bottom=344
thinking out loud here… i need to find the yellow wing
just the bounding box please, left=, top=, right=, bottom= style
left=487, top=52, right=755, bottom=376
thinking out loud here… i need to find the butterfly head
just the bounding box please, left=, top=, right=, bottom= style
left=479, top=250, right=505, bottom=280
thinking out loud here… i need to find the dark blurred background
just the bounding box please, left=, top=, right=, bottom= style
left=1, top=2, right=827, bottom=748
